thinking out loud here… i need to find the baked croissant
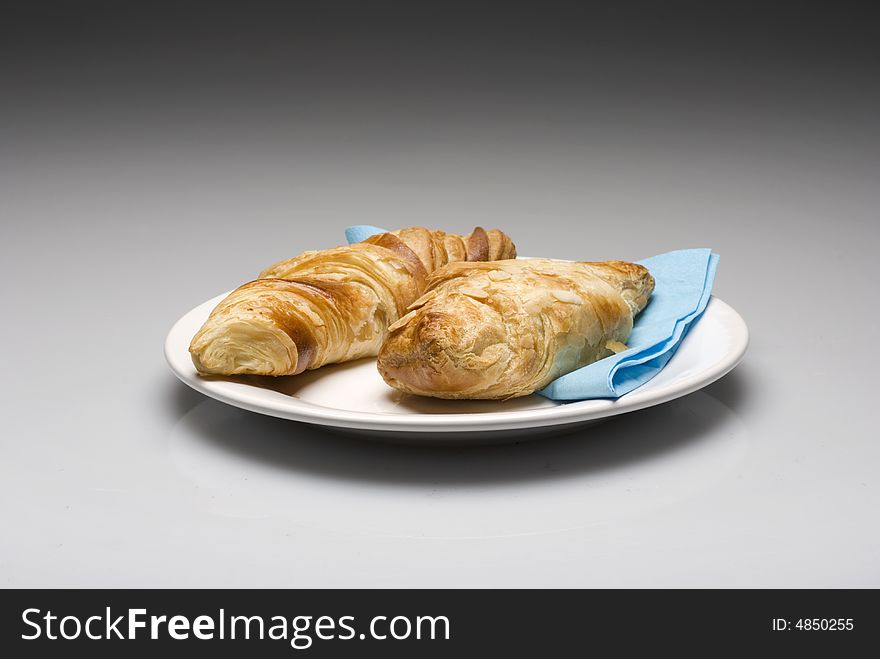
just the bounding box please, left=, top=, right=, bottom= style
left=377, top=258, right=654, bottom=399
left=189, top=227, right=516, bottom=376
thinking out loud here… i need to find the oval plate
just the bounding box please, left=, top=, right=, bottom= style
left=165, top=289, right=748, bottom=443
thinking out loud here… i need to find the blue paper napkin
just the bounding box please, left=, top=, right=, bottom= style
left=345, top=226, right=718, bottom=401
left=345, top=225, right=388, bottom=245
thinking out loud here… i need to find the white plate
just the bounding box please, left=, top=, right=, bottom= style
left=165, top=288, right=749, bottom=443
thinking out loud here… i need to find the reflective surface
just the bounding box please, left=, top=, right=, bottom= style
left=169, top=390, right=749, bottom=538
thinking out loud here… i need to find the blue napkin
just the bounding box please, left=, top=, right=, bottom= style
left=345, top=225, right=389, bottom=244
left=345, top=226, right=718, bottom=401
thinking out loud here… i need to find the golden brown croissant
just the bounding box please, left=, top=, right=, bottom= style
left=189, top=227, right=516, bottom=376
left=377, top=258, right=654, bottom=399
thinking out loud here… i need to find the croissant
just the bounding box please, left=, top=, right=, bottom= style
left=189, top=227, right=516, bottom=376
left=377, top=258, right=654, bottom=399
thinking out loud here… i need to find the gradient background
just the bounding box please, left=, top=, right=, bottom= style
left=1, top=1, right=878, bottom=586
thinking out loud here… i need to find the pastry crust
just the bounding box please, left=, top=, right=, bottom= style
left=189, top=227, right=516, bottom=376
left=376, top=258, right=654, bottom=399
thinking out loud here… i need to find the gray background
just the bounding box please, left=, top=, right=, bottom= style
left=1, top=1, right=878, bottom=586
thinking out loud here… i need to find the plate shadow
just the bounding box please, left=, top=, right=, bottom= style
left=163, top=367, right=753, bottom=487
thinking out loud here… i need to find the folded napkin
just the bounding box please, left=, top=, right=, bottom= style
left=345, top=226, right=718, bottom=401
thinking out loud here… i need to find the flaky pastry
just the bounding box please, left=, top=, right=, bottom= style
left=377, top=258, right=654, bottom=399
left=189, top=227, right=516, bottom=376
